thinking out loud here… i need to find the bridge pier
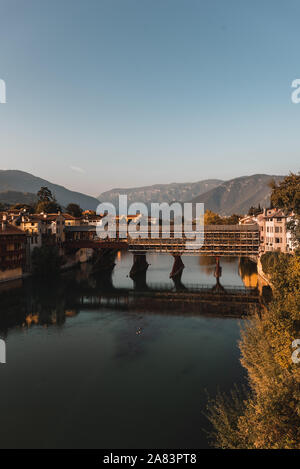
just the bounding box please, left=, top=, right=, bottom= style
left=129, top=253, right=149, bottom=291
left=212, top=256, right=226, bottom=293
left=92, top=248, right=117, bottom=274
left=93, top=269, right=115, bottom=292
left=169, top=254, right=186, bottom=290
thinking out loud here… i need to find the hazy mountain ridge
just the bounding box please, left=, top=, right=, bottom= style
left=191, top=174, right=285, bottom=215
left=0, top=170, right=99, bottom=210
left=98, top=180, right=223, bottom=207
left=0, top=171, right=286, bottom=215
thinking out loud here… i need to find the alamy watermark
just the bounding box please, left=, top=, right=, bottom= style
left=96, top=196, right=204, bottom=250
left=0, top=79, right=6, bottom=104
left=291, top=79, right=300, bottom=103
left=0, top=339, right=6, bottom=364
left=292, top=339, right=300, bottom=364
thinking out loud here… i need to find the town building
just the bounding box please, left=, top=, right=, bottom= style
left=240, top=208, right=297, bottom=254
left=0, top=216, right=27, bottom=282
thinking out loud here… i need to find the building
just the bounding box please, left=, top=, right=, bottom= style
left=256, top=208, right=295, bottom=253
left=0, top=216, right=27, bottom=282
left=240, top=208, right=297, bottom=254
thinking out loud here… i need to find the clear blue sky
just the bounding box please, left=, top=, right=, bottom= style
left=0, top=0, right=299, bottom=195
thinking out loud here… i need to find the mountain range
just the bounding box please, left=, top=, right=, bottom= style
left=98, top=180, right=223, bottom=207
left=0, top=170, right=99, bottom=210
left=190, top=174, right=284, bottom=215
left=0, top=170, right=285, bottom=215
left=98, top=174, right=284, bottom=215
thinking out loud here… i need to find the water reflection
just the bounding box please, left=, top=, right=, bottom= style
left=0, top=255, right=261, bottom=338
left=0, top=255, right=259, bottom=449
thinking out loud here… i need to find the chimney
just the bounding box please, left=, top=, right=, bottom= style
left=2, top=214, right=7, bottom=231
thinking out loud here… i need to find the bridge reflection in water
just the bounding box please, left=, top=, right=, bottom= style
left=71, top=253, right=261, bottom=317
left=75, top=281, right=260, bottom=317
left=0, top=253, right=264, bottom=338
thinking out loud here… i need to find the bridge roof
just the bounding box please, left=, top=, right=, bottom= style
left=65, top=223, right=259, bottom=232
left=65, top=225, right=97, bottom=232
left=203, top=224, right=258, bottom=231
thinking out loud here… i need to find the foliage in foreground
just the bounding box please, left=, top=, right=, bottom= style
left=207, top=251, right=300, bottom=448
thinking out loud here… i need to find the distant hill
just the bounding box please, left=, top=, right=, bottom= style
left=0, top=170, right=100, bottom=210
left=0, top=190, right=37, bottom=206
left=190, top=174, right=285, bottom=215
left=98, top=180, right=223, bottom=207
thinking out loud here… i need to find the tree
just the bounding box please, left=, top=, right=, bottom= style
left=66, top=203, right=82, bottom=218
left=0, top=202, right=8, bottom=211
left=270, top=173, right=300, bottom=245
left=37, top=186, right=54, bottom=203
left=248, top=204, right=263, bottom=216
left=226, top=214, right=241, bottom=224
left=204, top=210, right=240, bottom=225
left=204, top=210, right=223, bottom=225
left=35, top=200, right=61, bottom=214
left=31, top=245, right=63, bottom=277
left=35, top=186, right=61, bottom=213
left=12, top=203, right=35, bottom=214
left=270, top=173, right=300, bottom=215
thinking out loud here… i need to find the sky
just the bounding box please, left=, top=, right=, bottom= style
left=0, top=0, right=299, bottom=196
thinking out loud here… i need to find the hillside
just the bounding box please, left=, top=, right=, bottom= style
left=0, top=190, right=37, bottom=206
left=0, top=170, right=100, bottom=210
left=191, top=174, right=284, bottom=215
left=98, top=180, right=223, bottom=207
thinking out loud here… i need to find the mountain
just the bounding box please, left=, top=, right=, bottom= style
left=0, top=190, right=37, bottom=206
left=0, top=170, right=100, bottom=210
left=190, top=174, right=285, bottom=215
left=98, top=180, right=223, bottom=207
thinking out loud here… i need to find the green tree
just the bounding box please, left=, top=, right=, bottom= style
left=37, top=186, right=54, bottom=202
left=270, top=173, right=300, bottom=214
left=66, top=203, right=82, bottom=218
left=35, top=186, right=61, bottom=213
left=35, top=200, right=61, bottom=213
left=270, top=173, right=300, bottom=246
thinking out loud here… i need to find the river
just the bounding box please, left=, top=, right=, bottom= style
left=0, top=254, right=259, bottom=449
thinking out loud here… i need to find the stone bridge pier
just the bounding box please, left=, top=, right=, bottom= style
left=129, top=253, right=149, bottom=290
left=169, top=254, right=186, bottom=291
left=212, top=256, right=226, bottom=292
left=92, top=248, right=117, bottom=274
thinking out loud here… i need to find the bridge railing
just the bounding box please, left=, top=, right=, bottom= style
left=145, top=282, right=258, bottom=294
